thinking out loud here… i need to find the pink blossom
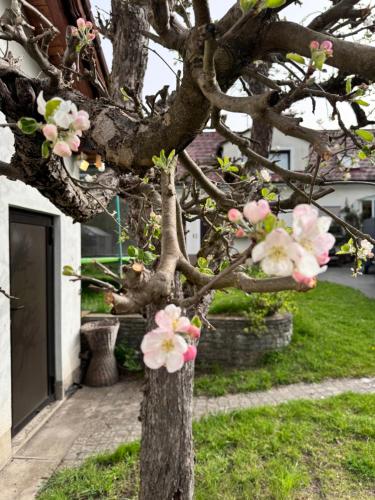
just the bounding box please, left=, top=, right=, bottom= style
left=292, top=204, right=335, bottom=265
left=310, top=40, right=320, bottom=50
left=292, top=271, right=316, bottom=288
left=252, top=228, right=301, bottom=277
left=317, top=251, right=330, bottom=266
left=243, top=199, right=271, bottom=225
left=183, top=345, right=197, bottom=363
left=141, top=330, right=188, bottom=373
left=73, top=110, right=90, bottom=131
left=154, top=304, right=190, bottom=334
left=66, top=134, right=80, bottom=152
left=77, top=18, right=86, bottom=29
left=235, top=228, right=246, bottom=238
left=358, top=239, right=374, bottom=259
left=42, top=124, right=58, bottom=142
left=321, top=40, right=333, bottom=54
left=87, top=32, right=96, bottom=41
left=85, top=21, right=93, bottom=29
left=228, top=208, right=242, bottom=223
left=293, top=244, right=325, bottom=279
left=184, top=324, right=201, bottom=340
left=53, top=141, right=71, bottom=157
left=260, top=169, right=271, bottom=182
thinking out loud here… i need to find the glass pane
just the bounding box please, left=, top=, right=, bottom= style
left=269, top=151, right=290, bottom=170
left=81, top=197, right=134, bottom=258
left=362, top=200, right=372, bottom=220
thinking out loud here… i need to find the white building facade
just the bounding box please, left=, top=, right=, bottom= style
left=223, top=128, right=375, bottom=225
left=0, top=0, right=81, bottom=469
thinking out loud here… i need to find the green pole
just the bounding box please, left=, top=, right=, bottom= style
left=115, top=195, right=123, bottom=278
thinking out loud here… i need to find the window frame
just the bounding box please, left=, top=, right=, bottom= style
left=269, top=150, right=291, bottom=171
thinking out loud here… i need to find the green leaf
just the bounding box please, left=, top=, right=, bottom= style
left=41, top=140, right=51, bottom=158
left=240, top=0, right=256, bottom=13
left=312, top=51, right=326, bottom=70
left=358, top=150, right=368, bottom=160
left=17, top=117, right=39, bottom=135
left=286, top=53, right=305, bottom=64
left=265, top=0, right=286, bottom=7
left=263, top=213, right=277, bottom=233
left=191, top=316, right=202, bottom=328
left=197, top=257, right=208, bottom=269
left=226, top=165, right=239, bottom=173
left=143, top=251, right=157, bottom=265
left=219, top=260, right=230, bottom=271
left=45, top=99, right=61, bottom=121
left=355, top=129, right=374, bottom=143
left=345, top=77, right=352, bottom=94
left=127, top=245, right=138, bottom=258
left=62, top=265, right=75, bottom=276
left=354, top=99, right=369, bottom=107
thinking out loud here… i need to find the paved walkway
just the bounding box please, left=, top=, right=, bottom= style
left=0, top=376, right=374, bottom=499
left=320, top=265, right=375, bottom=298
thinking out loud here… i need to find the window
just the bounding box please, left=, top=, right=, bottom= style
left=361, top=200, right=373, bottom=221
left=269, top=150, right=291, bottom=170
left=81, top=197, right=133, bottom=258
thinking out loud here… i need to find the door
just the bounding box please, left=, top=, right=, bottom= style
left=9, top=209, right=55, bottom=434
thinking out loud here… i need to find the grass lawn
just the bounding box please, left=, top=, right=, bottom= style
left=38, top=393, right=375, bottom=499
left=82, top=286, right=111, bottom=314
left=195, top=281, right=375, bottom=397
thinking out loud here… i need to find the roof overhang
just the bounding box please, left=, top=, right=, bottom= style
left=26, top=0, right=109, bottom=97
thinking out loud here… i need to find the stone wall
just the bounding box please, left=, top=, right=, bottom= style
left=82, top=313, right=293, bottom=369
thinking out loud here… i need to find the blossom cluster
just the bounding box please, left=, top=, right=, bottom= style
left=18, top=92, right=90, bottom=158
left=228, top=202, right=335, bottom=287
left=337, top=237, right=374, bottom=275
left=71, top=18, right=97, bottom=52
left=141, top=305, right=200, bottom=373
left=310, top=40, right=334, bottom=70
left=358, top=239, right=374, bottom=260
left=38, top=93, right=90, bottom=158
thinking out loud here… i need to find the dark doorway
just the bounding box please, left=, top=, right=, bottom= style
left=9, top=209, right=55, bottom=434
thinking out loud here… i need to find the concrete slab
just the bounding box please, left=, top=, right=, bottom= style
left=0, top=458, right=58, bottom=500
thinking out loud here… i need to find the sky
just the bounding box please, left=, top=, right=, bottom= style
left=94, top=0, right=370, bottom=131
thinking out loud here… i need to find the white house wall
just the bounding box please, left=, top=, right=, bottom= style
left=222, top=129, right=310, bottom=171
left=0, top=0, right=81, bottom=469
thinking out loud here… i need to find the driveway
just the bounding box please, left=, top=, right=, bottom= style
left=320, top=265, right=375, bottom=299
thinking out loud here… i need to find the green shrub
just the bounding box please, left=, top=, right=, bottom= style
left=209, top=268, right=296, bottom=331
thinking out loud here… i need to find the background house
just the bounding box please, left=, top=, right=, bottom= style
left=222, top=128, right=375, bottom=225
left=174, top=128, right=375, bottom=254
left=0, top=0, right=107, bottom=470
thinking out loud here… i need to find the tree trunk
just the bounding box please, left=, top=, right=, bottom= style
left=110, top=0, right=149, bottom=105
left=139, top=307, right=195, bottom=500
left=243, top=63, right=273, bottom=172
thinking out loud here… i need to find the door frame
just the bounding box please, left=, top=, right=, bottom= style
left=9, top=208, right=56, bottom=434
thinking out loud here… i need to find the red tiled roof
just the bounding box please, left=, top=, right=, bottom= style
left=184, top=129, right=375, bottom=182
left=309, top=132, right=375, bottom=182
left=185, top=130, right=225, bottom=166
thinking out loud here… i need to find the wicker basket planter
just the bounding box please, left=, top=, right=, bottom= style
left=81, top=318, right=120, bottom=387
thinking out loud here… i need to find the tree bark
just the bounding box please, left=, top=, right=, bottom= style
left=242, top=63, right=273, bottom=173
left=140, top=355, right=194, bottom=500
left=110, top=0, right=149, bottom=105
